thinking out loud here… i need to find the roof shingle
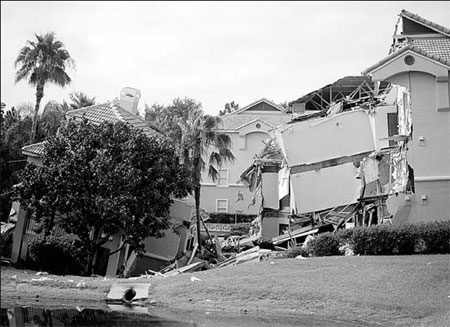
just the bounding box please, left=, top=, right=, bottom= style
left=401, top=9, right=450, bottom=37
left=23, top=103, right=162, bottom=157
left=66, top=103, right=160, bottom=137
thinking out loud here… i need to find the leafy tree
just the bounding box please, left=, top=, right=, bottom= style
left=67, top=91, right=96, bottom=110
left=144, top=97, right=202, bottom=144
left=178, top=108, right=234, bottom=249
left=219, top=101, right=239, bottom=116
left=145, top=97, right=235, bottom=250
left=14, top=118, right=191, bottom=275
left=15, top=31, right=75, bottom=143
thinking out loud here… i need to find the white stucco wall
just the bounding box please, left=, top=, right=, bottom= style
left=371, top=63, right=450, bottom=222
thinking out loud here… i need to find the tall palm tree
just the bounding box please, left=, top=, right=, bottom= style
left=14, top=32, right=74, bottom=143
left=178, top=108, right=234, bottom=249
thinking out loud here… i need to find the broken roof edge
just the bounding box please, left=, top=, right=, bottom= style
left=362, top=44, right=450, bottom=75
left=400, top=9, right=450, bottom=37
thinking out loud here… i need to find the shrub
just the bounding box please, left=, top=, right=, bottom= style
left=416, top=221, right=450, bottom=254
left=301, top=220, right=450, bottom=258
left=308, top=232, right=341, bottom=257
left=285, top=245, right=309, bottom=258
left=27, top=236, right=87, bottom=275
left=392, top=224, right=418, bottom=255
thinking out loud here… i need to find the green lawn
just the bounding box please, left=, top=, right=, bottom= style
left=1, top=255, right=449, bottom=326
left=150, top=255, right=450, bottom=327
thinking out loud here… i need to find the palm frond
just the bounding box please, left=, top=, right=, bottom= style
left=208, top=165, right=219, bottom=182
left=209, top=151, right=222, bottom=168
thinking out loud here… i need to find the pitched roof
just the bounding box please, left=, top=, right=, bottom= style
left=363, top=43, right=450, bottom=75
left=400, top=9, right=450, bottom=37
left=219, top=98, right=292, bottom=131
left=22, top=104, right=162, bottom=158
left=363, top=10, right=450, bottom=75
left=66, top=103, right=161, bottom=137
left=410, top=37, right=450, bottom=61
left=219, top=112, right=293, bottom=131
left=231, top=98, right=285, bottom=115
left=22, top=141, right=46, bottom=157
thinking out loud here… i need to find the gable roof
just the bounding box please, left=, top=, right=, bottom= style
left=400, top=9, right=450, bottom=37
left=66, top=103, right=161, bottom=138
left=219, top=98, right=292, bottom=131
left=363, top=43, right=450, bottom=75
left=364, top=9, right=450, bottom=74
left=230, top=98, right=285, bottom=115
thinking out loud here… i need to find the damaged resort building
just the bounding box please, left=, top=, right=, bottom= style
left=3, top=9, right=449, bottom=276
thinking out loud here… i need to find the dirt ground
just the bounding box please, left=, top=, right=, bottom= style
left=1, top=255, right=449, bottom=327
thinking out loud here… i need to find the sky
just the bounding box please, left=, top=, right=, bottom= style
left=1, top=1, right=449, bottom=116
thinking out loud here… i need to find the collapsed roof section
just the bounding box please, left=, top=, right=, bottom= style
left=389, top=9, right=450, bottom=61
left=289, top=76, right=391, bottom=117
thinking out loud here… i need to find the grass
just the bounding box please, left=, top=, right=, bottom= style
left=150, top=255, right=450, bottom=327
left=1, top=255, right=449, bottom=326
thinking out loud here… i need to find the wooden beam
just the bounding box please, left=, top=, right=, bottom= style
left=290, top=151, right=373, bottom=175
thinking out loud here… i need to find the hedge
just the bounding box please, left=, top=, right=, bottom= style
left=27, top=236, right=88, bottom=275
left=303, top=221, right=449, bottom=257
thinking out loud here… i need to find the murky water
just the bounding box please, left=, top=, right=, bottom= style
left=0, top=305, right=368, bottom=327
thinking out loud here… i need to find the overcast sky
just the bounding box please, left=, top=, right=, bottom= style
left=1, top=1, right=449, bottom=116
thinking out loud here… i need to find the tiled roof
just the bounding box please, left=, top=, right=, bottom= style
left=410, top=37, right=450, bottom=61
left=66, top=103, right=161, bottom=137
left=401, top=9, right=450, bottom=37
left=363, top=44, right=450, bottom=75
left=219, top=112, right=293, bottom=131
left=66, top=103, right=118, bottom=124
left=23, top=104, right=162, bottom=158
left=364, top=10, right=450, bottom=74
left=22, top=141, right=46, bottom=157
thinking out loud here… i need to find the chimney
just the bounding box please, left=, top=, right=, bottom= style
left=119, top=87, right=141, bottom=115
left=292, top=102, right=305, bottom=115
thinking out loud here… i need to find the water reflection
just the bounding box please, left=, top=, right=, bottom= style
left=0, top=306, right=191, bottom=327
left=1, top=305, right=366, bottom=327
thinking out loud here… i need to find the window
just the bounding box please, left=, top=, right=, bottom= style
left=217, top=169, right=229, bottom=186
left=387, top=112, right=399, bottom=146
left=216, top=199, right=228, bottom=213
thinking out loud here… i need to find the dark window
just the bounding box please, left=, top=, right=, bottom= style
left=387, top=112, right=399, bottom=146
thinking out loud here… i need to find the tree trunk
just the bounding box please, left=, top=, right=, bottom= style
left=31, top=83, right=44, bottom=144
left=85, top=227, right=101, bottom=276
left=194, top=185, right=202, bottom=251
left=85, top=247, right=95, bottom=276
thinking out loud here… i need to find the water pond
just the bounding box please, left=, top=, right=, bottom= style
left=0, top=304, right=368, bottom=327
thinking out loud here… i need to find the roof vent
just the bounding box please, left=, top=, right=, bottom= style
left=119, top=87, right=141, bottom=115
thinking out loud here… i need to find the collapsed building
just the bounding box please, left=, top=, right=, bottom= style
left=238, top=9, right=450, bottom=249
left=240, top=79, right=414, bottom=248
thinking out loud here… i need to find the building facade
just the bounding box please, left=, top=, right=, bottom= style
left=363, top=10, right=450, bottom=223
left=199, top=99, right=293, bottom=216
